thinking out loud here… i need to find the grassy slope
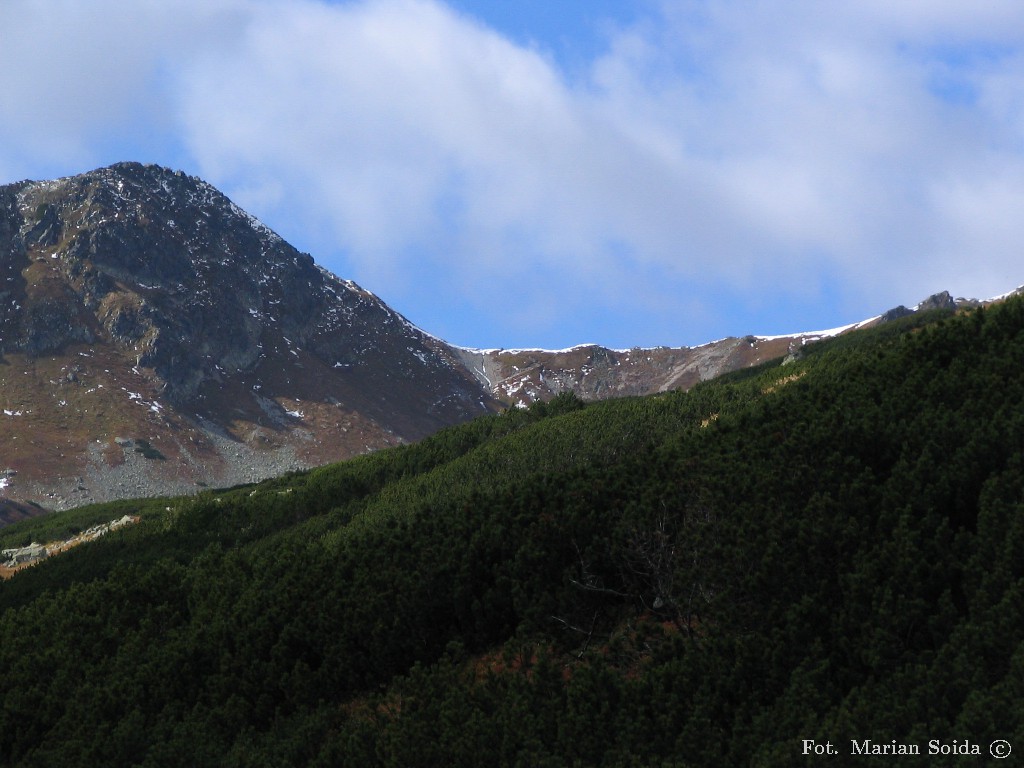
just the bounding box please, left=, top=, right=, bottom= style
left=1, top=300, right=1023, bottom=765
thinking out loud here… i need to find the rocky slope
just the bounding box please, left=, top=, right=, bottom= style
left=458, top=336, right=828, bottom=404
left=0, top=163, right=492, bottom=510
left=0, top=162, right=1016, bottom=515
left=454, top=289, right=994, bottom=406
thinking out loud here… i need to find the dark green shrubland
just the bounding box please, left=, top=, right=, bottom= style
left=2, top=298, right=1023, bottom=766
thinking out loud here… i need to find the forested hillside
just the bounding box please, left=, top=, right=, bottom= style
left=2, top=297, right=1023, bottom=766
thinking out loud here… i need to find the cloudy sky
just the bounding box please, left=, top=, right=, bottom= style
left=2, top=0, right=1022, bottom=349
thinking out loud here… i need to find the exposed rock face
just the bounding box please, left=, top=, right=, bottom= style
left=916, top=291, right=960, bottom=312
left=0, top=163, right=494, bottom=510
left=455, top=290, right=998, bottom=407
left=7, top=164, right=485, bottom=413
left=454, top=339, right=797, bottom=405
left=880, top=290, right=980, bottom=323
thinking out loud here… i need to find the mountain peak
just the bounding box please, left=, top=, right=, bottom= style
left=1, top=164, right=494, bottom=509
left=7, top=161, right=327, bottom=397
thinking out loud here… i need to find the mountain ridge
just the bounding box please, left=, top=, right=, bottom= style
left=0, top=161, right=1019, bottom=513
left=449, top=286, right=1012, bottom=405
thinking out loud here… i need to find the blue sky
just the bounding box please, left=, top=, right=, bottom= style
left=1, top=1, right=1023, bottom=350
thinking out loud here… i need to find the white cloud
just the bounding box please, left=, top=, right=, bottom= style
left=0, top=0, right=249, bottom=176
left=0, top=0, right=1022, bottom=345
left=592, top=1, right=1024, bottom=299
left=178, top=0, right=589, bottom=266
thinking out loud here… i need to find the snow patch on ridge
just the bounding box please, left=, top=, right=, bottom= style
left=459, top=343, right=604, bottom=355
left=755, top=316, right=881, bottom=343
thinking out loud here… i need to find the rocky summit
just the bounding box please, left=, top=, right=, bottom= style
left=0, top=162, right=1010, bottom=514
left=0, top=162, right=493, bottom=509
